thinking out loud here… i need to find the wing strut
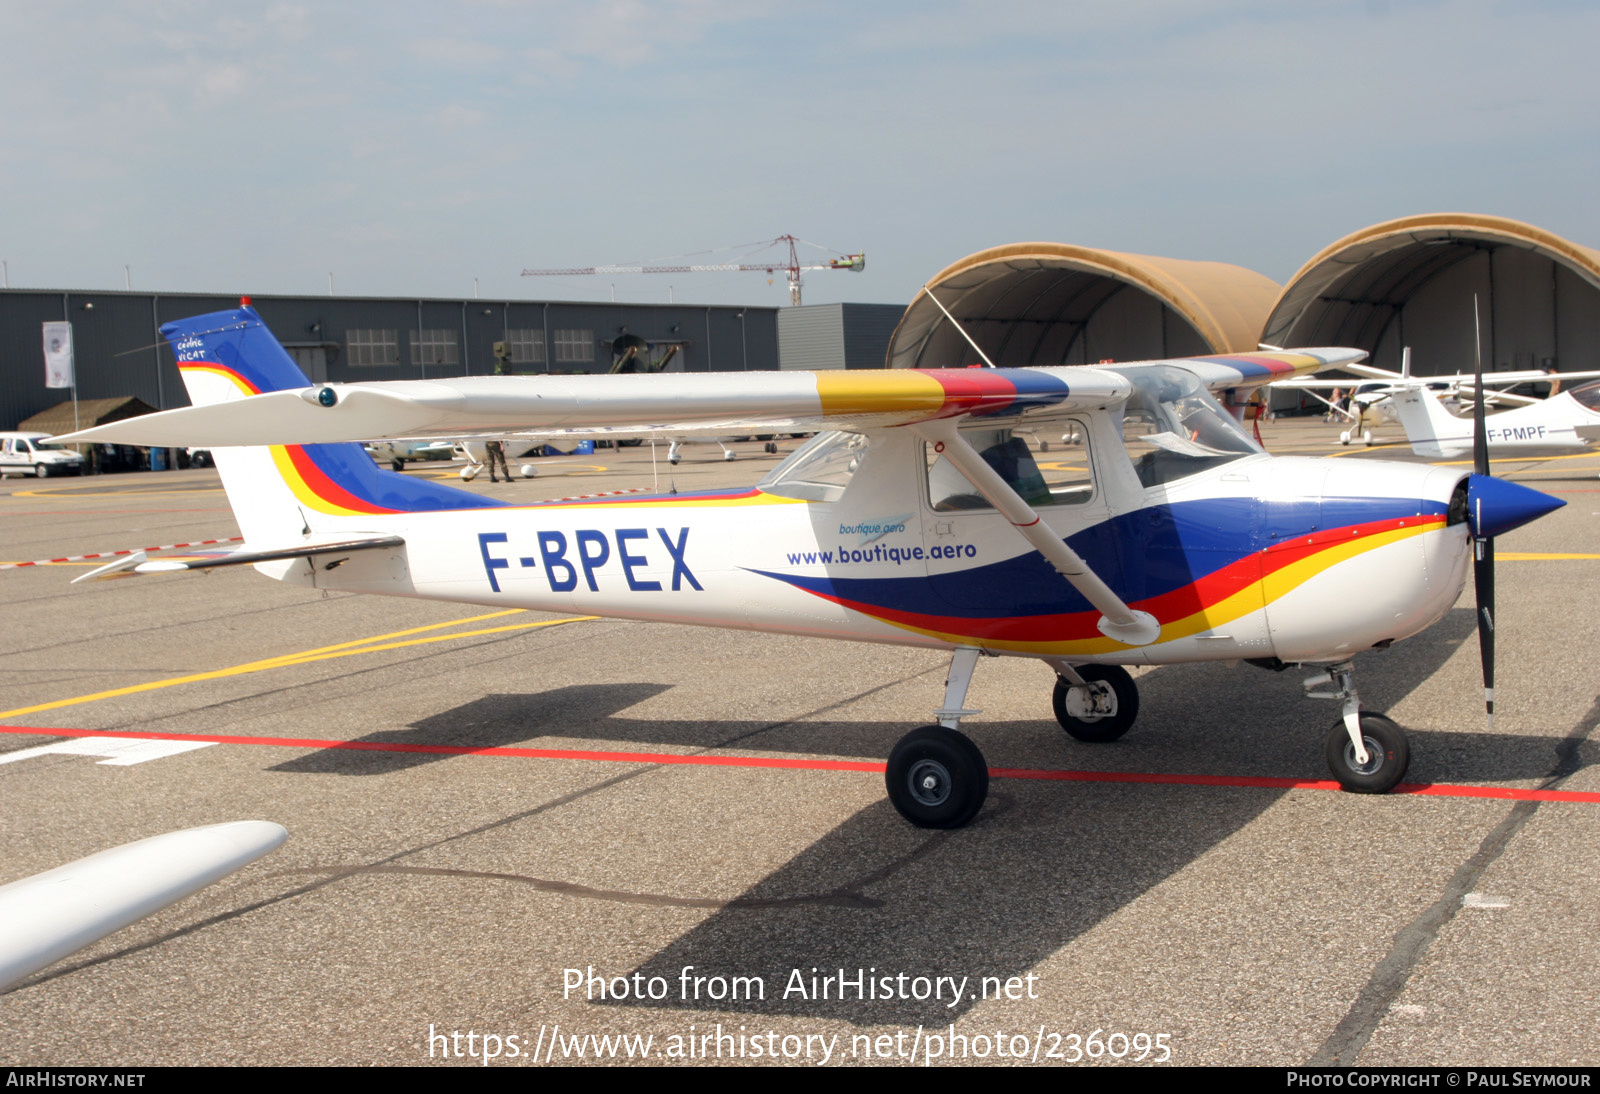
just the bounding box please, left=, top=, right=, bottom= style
left=912, top=418, right=1160, bottom=646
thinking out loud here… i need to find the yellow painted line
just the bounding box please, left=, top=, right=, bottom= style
left=0, top=611, right=596, bottom=721
left=1436, top=452, right=1600, bottom=467
left=1498, top=553, right=1600, bottom=560
left=13, top=487, right=227, bottom=498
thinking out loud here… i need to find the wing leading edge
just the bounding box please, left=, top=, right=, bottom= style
left=57, top=306, right=1361, bottom=448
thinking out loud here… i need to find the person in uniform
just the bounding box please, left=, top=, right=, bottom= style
left=485, top=439, right=511, bottom=483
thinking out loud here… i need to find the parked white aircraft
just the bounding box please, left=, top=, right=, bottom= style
left=1390, top=376, right=1600, bottom=459
left=1270, top=347, right=1600, bottom=446
left=61, top=306, right=1563, bottom=827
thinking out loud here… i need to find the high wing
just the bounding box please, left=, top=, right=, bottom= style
left=58, top=349, right=1362, bottom=450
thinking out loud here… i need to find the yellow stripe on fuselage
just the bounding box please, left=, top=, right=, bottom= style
left=858, top=521, right=1444, bottom=656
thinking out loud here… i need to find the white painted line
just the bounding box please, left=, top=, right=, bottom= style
left=1462, top=892, right=1511, bottom=909
left=0, top=737, right=217, bottom=767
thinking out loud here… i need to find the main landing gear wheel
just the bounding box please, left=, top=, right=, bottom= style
left=1052, top=665, right=1139, bottom=742
left=390, top=459, right=404, bottom=472
left=885, top=725, right=989, bottom=829
left=1324, top=713, right=1409, bottom=794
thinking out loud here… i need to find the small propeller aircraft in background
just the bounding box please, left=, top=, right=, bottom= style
left=60, top=305, right=1564, bottom=828
left=1270, top=347, right=1600, bottom=447
left=1388, top=375, right=1600, bottom=460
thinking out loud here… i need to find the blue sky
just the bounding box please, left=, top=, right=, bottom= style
left=1, top=1, right=1595, bottom=307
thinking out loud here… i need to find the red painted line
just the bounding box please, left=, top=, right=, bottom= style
left=0, top=725, right=882, bottom=773
left=4, top=724, right=1597, bottom=803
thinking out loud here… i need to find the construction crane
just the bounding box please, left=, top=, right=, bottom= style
left=521, top=235, right=864, bottom=306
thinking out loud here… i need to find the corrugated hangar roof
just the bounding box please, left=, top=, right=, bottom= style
left=1261, top=213, right=1600, bottom=352
left=887, top=242, right=1281, bottom=369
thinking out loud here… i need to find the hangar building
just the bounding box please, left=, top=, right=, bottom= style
left=886, top=219, right=1600, bottom=403
left=0, top=290, right=778, bottom=431
left=1261, top=213, right=1600, bottom=378
left=886, top=242, right=1280, bottom=368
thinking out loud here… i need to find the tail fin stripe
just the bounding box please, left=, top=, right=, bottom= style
left=274, top=446, right=397, bottom=516
left=178, top=362, right=260, bottom=396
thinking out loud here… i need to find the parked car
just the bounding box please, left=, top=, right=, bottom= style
left=0, top=432, right=85, bottom=477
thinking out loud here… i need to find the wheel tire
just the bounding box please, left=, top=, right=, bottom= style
left=1052, top=664, right=1139, bottom=742
left=885, top=725, right=989, bottom=829
left=1324, top=714, right=1409, bottom=793
left=391, top=460, right=404, bottom=472
left=35, top=463, right=48, bottom=479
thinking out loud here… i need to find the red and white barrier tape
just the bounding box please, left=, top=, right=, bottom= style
left=0, top=537, right=245, bottom=571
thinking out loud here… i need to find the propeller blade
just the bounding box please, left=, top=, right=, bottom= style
left=1475, top=521, right=1495, bottom=728
left=1471, top=295, right=1493, bottom=727
left=1473, top=297, right=1490, bottom=477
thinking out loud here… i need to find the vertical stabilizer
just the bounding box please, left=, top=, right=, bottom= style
left=1389, top=385, right=1472, bottom=458
left=163, top=307, right=506, bottom=545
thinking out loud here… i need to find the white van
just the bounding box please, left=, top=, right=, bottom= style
left=0, top=432, right=86, bottom=477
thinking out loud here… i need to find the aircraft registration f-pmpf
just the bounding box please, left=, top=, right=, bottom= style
left=62, top=306, right=1565, bottom=828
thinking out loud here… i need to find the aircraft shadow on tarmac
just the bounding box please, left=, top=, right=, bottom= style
left=268, top=606, right=1582, bottom=786
left=266, top=682, right=674, bottom=775
left=255, top=605, right=1588, bottom=1025
left=591, top=617, right=1589, bottom=1027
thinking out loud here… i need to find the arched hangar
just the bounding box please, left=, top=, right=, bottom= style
left=1261, top=213, right=1600, bottom=378
left=886, top=242, right=1281, bottom=369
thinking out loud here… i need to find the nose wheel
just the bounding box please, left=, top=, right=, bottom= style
left=1305, top=663, right=1411, bottom=793
left=1324, top=713, right=1409, bottom=793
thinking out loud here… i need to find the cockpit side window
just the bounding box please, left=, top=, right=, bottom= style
left=924, top=421, right=1094, bottom=512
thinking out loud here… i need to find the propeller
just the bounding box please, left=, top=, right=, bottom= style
left=1471, top=297, right=1494, bottom=728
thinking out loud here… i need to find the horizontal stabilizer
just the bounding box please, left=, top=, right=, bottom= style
left=130, top=534, right=406, bottom=574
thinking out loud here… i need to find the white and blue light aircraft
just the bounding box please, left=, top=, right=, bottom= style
left=61, top=305, right=1563, bottom=828
left=1389, top=376, right=1600, bottom=460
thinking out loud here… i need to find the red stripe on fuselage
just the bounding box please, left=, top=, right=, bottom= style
left=798, top=514, right=1446, bottom=643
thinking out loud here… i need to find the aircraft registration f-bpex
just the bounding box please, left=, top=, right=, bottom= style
left=61, top=306, right=1565, bottom=828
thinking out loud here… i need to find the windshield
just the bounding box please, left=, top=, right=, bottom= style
left=1570, top=379, right=1600, bottom=412
left=1110, top=365, right=1261, bottom=488
left=759, top=431, right=869, bottom=502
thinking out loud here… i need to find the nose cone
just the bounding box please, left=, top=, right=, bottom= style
left=1467, top=473, right=1565, bottom=538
